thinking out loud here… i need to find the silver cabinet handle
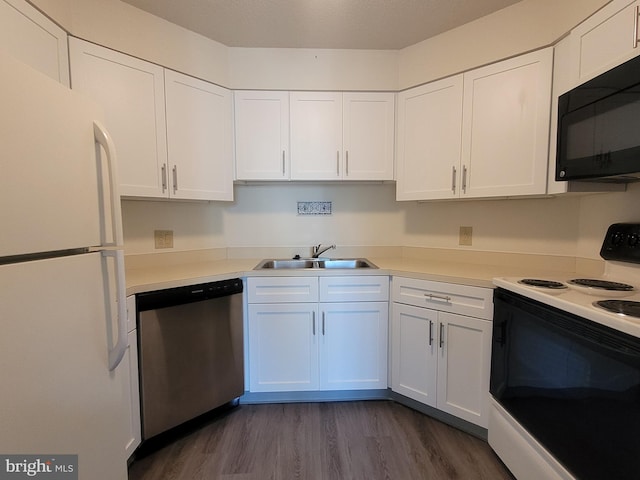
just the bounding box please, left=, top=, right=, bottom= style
left=439, top=323, right=444, bottom=349
left=428, top=320, right=433, bottom=346
left=172, top=165, right=178, bottom=193
left=322, top=312, right=325, bottom=335
left=635, top=5, right=640, bottom=49
left=336, top=151, right=340, bottom=175
left=161, top=164, right=167, bottom=193
left=282, top=150, right=286, bottom=176
left=462, top=165, right=468, bottom=194
left=346, top=151, right=349, bottom=176
left=312, top=311, right=316, bottom=336
left=452, top=166, right=457, bottom=193
left=424, top=293, right=452, bottom=302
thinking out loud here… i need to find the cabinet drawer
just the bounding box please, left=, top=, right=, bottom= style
left=319, top=276, right=389, bottom=302
left=392, top=277, right=493, bottom=320
left=247, top=277, right=319, bottom=303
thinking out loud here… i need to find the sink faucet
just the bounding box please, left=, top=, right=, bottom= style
left=312, top=243, right=336, bottom=258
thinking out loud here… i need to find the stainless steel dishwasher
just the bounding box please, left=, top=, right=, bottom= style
left=136, top=278, right=244, bottom=440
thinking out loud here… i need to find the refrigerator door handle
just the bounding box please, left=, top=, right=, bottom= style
left=103, top=249, right=128, bottom=371
left=94, top=121, right=124, bottom=247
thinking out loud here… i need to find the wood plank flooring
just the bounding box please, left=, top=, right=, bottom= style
left=128, top=401, right=514, bottom=480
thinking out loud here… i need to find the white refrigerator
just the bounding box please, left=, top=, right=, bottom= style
left=0, top=51, right=129, bottom=479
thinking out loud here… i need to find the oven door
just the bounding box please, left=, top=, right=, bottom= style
left=490, top=288, right=640, bottom=480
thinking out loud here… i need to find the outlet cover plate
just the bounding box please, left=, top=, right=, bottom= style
left=154, top=230, right=174, bottom=249
left=459, top=226, right=473, bottom=246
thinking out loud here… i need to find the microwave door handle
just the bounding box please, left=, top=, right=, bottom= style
left=94, top=121, right=124, bottom=248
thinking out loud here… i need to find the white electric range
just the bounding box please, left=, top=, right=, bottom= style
left=489, top=223, right=640, bottom=480
left=494, top=265, right=640, bottom=339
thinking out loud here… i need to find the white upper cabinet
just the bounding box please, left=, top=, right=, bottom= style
left=461, top=48, right=553, bottom=198
left=396, top=48, right=552, bottom=201
left=70, top=38, right=233, bottom=201
left=289, top=91, right=395, bottom=181
left=0, top=0, right=69, bottom=86
left=290, top=92, right=343, bottom=180
left=570, top=0, right=640, bottom=86
left=342, top=92, right=395, bottom=180
left=69, top=38, right=167, bottom=198
left=165, top=70, right=233, bottom=201
left=396, top=75, right=464, bottom=200
left=234, top=90, right=290, bottom=180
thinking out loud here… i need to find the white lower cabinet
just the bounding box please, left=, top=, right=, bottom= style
left=319, top=301, right=388, bottom=390
left=248, top=302, right=319, bottom=392
left=391, top=277, right=492, bottom=428
left=247, top=275, right=389, bottom=393
left=124, top=295, right=141, bottom=458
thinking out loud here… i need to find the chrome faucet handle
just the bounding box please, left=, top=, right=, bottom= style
left=312, top=243, right=336, bottom=258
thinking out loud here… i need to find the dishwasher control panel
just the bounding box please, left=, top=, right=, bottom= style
left=137, top=278, right=243, bottom=311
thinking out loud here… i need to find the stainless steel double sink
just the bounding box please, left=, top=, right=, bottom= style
left=254, top=258, right=377, bottom=270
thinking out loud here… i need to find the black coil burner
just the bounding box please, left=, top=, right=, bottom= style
left=594, top=300, right=640, bottom=318
left=518, top=279, right=568, bottom=289
left=569, top=279, right=635, bottom=291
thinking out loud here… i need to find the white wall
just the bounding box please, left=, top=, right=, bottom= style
left=122, top=199, right=226, bottom=255
left=122, top=184, right=588, bottom=258
left=577, top=184, right=640, bottom=259
left=403, top=195, right=581, bottom=256
left=29, top=0, right=230, bottom=86
left=229, top=48, right=398, bottom=91
left=122, top=184, right=405, bottom=255
left=398, top=0, right=609, bottom=89
left=31, top=0, right=607, bottom=91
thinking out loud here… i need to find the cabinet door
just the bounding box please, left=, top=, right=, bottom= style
left=248, top=303, right=319, bottom=392
left=461, top=48, right=552, bottom=198
left=69, top=38, right=167, bottom=198
left=343, top=92, right=395, bottom=180
left=290, top=92, right=343, bottom=180
left=570, top=0, right=640, bottom=85
left=396, top=76, right=464, bottom=200
left=123, top=329, right=141, bottom=457
left=123, top=296, right=140, bottom=458
left=391, top=303, right=438, bottom=407
left=234, top=90, right=290, bottom=180
left=0, top=0, right=69, bottom=86
left=165, top=70, right=233, bottom=201
left=437, top=312, right=491, bottom=428
left=319, top=302, right=388, bottom=390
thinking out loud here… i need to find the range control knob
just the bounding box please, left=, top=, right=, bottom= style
left=629, top=233, right=639, bottom=247
left=612, top=231, right=625, bottom=246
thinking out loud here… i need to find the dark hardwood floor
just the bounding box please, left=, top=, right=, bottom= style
left=129, top=401, right=514, bottom=480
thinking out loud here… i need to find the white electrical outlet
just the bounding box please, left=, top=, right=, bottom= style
left=154, top=230, right=174, bottom=249
left=459, top=226, right=473, bottom=246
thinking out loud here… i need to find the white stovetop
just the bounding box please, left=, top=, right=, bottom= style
left=494, top=261, right=640, bottom=339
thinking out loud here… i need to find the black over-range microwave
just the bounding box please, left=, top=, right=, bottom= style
left=557, top=53, right=640, bottom=182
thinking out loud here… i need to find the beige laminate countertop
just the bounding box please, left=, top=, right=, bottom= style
left=125, top=255, right=581, bottom=295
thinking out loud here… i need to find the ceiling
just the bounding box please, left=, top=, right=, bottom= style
left=119, top=0, right=523, bottom=50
